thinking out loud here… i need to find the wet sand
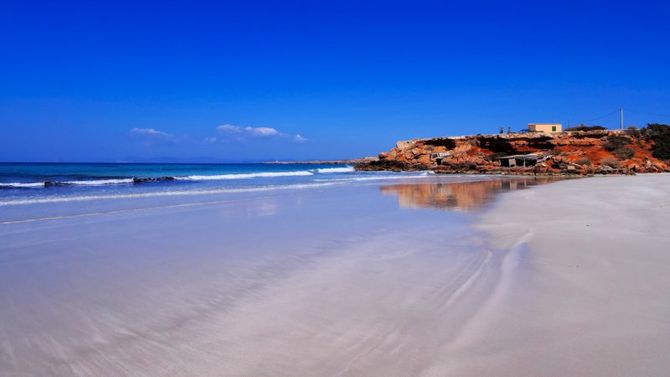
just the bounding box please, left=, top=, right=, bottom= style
left=0, top=177, right=518, bottom=376
left=1, top=175, right=668, bottom=376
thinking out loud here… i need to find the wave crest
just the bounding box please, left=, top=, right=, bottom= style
left=0, top=182, right=45, bottom=189
left=0, top=170, right=318, bottom=188
left=175, top=171, right=313, bottom=181
left=0, top=182, right=338, bottom=206
left=314, top=166, right=355, bottom=174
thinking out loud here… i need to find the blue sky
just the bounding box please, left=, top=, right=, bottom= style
left=1, top=0, right=669, bottom=162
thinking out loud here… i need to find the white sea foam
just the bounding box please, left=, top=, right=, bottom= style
left=65, top=179, right=135, bottom=186
left=314, top=166, right=355, bottom=174
left=175, top=171, right=314, bottom=181
left=2, top=172, right=316, bottom=189
left=2, top=179, right=135, bottom=188
left=0, top=182, right=338, bottom=207
left=314, top=172, right=434, bottom=182
left=0, top=182, right=45, bottom=188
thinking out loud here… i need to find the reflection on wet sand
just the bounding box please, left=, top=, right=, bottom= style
left=380, top=177, right=558, bottom=211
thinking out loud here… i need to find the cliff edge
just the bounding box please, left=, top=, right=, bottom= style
left=356, top=126, right=670, bottom=175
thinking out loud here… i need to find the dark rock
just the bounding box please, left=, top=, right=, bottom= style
left=132, top=176, right=176, bottom=184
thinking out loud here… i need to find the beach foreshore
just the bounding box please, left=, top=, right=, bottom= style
left=0, top=176, right=497, bottom=376
left=0, top=174, right=668, bottom=376
left=458, top=173, right=670, bottom=376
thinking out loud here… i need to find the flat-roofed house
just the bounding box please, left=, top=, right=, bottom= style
left=528, top=123, right=562, bottom=133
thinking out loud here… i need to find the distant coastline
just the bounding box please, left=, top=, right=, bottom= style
left=263, top=158, right=375, bottom=165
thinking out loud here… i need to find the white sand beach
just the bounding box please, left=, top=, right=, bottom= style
left=459, top=174, right=670, bottom=377
left=0, top=175, right=669, bottom=376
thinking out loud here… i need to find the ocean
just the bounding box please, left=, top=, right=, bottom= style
left=0, top=162, right=433, bottom=206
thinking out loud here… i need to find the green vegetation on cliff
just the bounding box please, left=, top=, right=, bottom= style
left=643, top=124, right=670, bottom=160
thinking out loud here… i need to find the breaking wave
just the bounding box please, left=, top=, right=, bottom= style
left=0, top=171, right=318, bottom=188
left=0, top=169, right=429, bottom=190
left=174, top=171, right=314, bottom=181
left=63, top=179, right=135, bottom=186
left=313, top=166, right=355, bottom=173
left=0, top=182, right=340, bottom=206
left=0, top=182, right=45, bottom=189
left=314, top=172, right=434, bottom=182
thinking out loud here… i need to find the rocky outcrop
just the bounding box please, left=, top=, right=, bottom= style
left=356, top=130, right=670, bottom=175
left=132, top=176, right=176, bottom=184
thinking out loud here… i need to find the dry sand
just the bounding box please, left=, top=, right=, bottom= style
left=455, top=174, right=670, bottom=377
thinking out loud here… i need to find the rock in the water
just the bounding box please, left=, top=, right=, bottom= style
left=132, top=176, right=176, bottom=184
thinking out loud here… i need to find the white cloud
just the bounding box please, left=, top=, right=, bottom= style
left=217, top=124, right=280, bottom=137
left=246, top=126, right=279, bottom=137
left=214, top=123, right=307, bottom=144
left=130, top=128, right=174, bottom=139
left=293, top=134, right=308, bottom=143
left=216, top=124, right=243, bottom=133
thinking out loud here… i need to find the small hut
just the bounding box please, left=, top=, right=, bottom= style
left=430, top=152, right=451, bottom=165
left=496, top=153, right=550, bottom=168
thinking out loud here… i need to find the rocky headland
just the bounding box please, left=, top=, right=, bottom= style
left=356, top=125, right=670, bottom=175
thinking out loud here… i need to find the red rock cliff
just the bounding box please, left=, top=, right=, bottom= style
left=356, top=130, right=670, bottom=175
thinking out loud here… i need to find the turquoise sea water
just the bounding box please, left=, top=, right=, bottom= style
left=0, top=163, right=432, bottom=205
